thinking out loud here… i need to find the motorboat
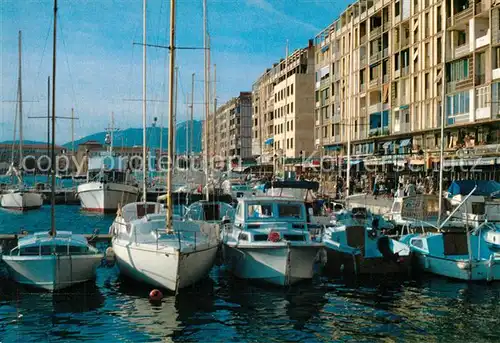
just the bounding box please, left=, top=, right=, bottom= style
left=2, top=231, right=103, bottom=291
left=221, top=179, right=255, bottom=199
left=399, top=186, right=500, bottom=281
left=76, top=152, right=139, bottom=213
left=446, top=180, right=500, bottom=228
left=110, top=202, right=221, bottom=292
left=221, top=197, right=323, bottom=286
left=1, top=187, right=43, bottom=211
left=322, top=207, right=411, bottom=275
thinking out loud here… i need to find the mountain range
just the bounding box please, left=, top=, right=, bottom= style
left=65, top=120, right=203, bottom=153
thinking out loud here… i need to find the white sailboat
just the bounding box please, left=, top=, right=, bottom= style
left=111, top=0, right=220, bottom=293
left=2, top=1, right=103, bottom=291
left=1, top=31, right=43, bottom=211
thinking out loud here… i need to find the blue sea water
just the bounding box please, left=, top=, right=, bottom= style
left=0, top=206, right=500, bottom=342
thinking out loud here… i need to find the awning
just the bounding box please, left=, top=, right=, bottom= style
left=400, top=138, right=411, bottom=147
left=382, top=141, right=392, bottom=149
left=324, top=144, right=342, bottom=151
left=350, top=160, right=362, bottom=165
left=264, top=137, right=274, bottom=145
left=321, top=44, right=330, bottom=53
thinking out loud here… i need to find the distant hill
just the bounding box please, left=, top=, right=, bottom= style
left=0, top=140, right=48, bottom=146
left=63, top=120, right=203, bottom=153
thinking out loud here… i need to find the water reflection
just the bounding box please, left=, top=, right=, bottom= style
left=0, top=275, right=105, bottom=342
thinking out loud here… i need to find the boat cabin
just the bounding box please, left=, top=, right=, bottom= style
left=184, top=201, right=235, bottom=222
left=9, top=231, right=96, bottom=256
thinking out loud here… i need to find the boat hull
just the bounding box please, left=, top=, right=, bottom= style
left=412, top=252, right=500, bottom=281
left=223, top=243, right=321, bottom=286
left=0, top=191, right=43, bottom=211
left=323, top=245, right=411, bottom=275
left=112, top=239, right=218, bottom=292
left=77, top=182, right=138, bottom=213
left=2, top=254, right=103, bottom=291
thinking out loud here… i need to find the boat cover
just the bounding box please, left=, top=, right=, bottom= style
left=447, top=180, right=500, bottom=198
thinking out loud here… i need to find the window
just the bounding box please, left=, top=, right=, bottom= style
left=457, top=31, right=466, bottom=46
left=291, top=84, right=294, bottom=95
left=447, top=91, right=470, bottom=116
left=278, top=204, right=302, bottom=218
left=476, top=86, right=490, bottom=109
left=290, top=138, right=293, bottom=149
left=291, top=102, right=294, bottom=113
left=287, top=121, right=290, bottom=132
left=447, top=58, right=469, bottom=82
left=247, top=204, right=274, bottom=219
left=395, top=1, right=400, bottom=16
left=290, top=120, right=293, bottom=131
left=323, top=126, right=328, bottom=138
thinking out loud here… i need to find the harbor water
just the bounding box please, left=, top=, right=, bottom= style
left=1, top=207, right=500, bottom=342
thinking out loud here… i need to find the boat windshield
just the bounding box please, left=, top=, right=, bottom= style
left=278, top=204, right=303, bottom=219
left=13, top=244, right=91, bottom=256
left=247, top=203, right=274, bottom=219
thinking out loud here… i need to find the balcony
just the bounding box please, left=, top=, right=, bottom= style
left=383, top=47, right=389, bottom=58
left=447, top=77, right=473, bottom=92
left=320, top=78, right=330, bottom=88
left=454, top=2, right=473, bottom=24
left=368, top=102, right=383, bottom=113
left=383, top=20, right=392, bottom=31
left=401, top=66, right=409, bottom=76
left=360, top=83, right=366, bottom=93
left=398, top=95, right=409, bottom=106
left=492, top=68, right=500, bottom=80
left=401, top=36, right=410, bottom=48
left=370, top=51, right=382, bottom=64
left=360, top=35, right=367, bottom=45
left=475, top=0, right=491, bottom=14
left=360, top=55, right=367, bottom=66
left=371, top=26, right=382, bottom=38
left=369, top=78, right=381, bottom=88
left=383, top=74, right=389, bottom=84
left=369, top=127, right=390, bottom=137
left=394, top=69, right=401, bottom=78
left=455, top=43, right=470, bottom=58
left=476, top=30, right=490, bottom=49
left=332, top=113, right=341, bottom=124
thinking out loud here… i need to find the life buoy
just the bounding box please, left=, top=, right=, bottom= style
left=267, top=231, right=281, bottom=242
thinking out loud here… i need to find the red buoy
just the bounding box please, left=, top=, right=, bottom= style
left=149, top=289, right=163, bottom=302
left=267, top=231, right=281, bottom=242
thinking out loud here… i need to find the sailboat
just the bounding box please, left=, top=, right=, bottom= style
left=1, top=31, right=43, bottom=211
left=2, top=0, right=103, bottom=291
left=110, top=0, right=220, bottom=293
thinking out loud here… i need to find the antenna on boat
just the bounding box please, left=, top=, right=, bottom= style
left=203, top=0, right=210, bottom=202
left=50, top=0, right=58, bottom=236
left=165, top=0, right=176, bottom=234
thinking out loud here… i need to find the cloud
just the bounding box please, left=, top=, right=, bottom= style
left=246, top=0, right=320, bottom=33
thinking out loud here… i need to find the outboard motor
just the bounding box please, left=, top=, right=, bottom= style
left=377, top=236, right=399, bottom=263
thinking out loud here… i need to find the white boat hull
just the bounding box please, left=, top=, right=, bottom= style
left=0, top=191, right=43, bottom=211
left=413, top=252, right=500, bottom=281
left=2, top=254, right=103, bottom=291
left=77, top=182, right=138, bottom=213
left=223, top=243, right=321, bottom=286
left=112, top=239, right=218, bottom=292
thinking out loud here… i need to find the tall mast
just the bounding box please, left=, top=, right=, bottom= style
left=203, top=0, right=209, bottom=201
left=438, top=0, right=447, bottom=224
left=47, top=76, right=50, bottom=183
left=174, top=66, right=179, bottom=158
left=185, top=94, right=189, bottom=182
left=190, top=73, right=194, bottom=163
left=110, top=111, right=115, bottom=152
left=18, top=31, right=23, bottom=170
left=50, top=0, right=58, bottom=236
left=142, top=0, right=147, bottom=202
left=71, top=108, right=75, bottom=155
left=346, top=8, right=354, bottom=197
left=166, top=0, right=176, bottom=233
left=213, top=63, right=216, bottom=156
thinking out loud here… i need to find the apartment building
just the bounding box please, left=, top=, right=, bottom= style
left=313, top=0, right=500, bottom=173
left=252, top=41, right=316, bottom=166
left=205, top=92, right=253, bottom=162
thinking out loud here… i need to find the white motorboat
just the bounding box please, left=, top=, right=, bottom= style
left=322, top=208, right=411, bottom=275
left=110, top=202, right=220, bottom=292
left=221, top=179, right=255, bottom=199
left=446, top=180, right=500, bottom=229
left=2, top=22, right=103, bottom=292
left=77, top=153, right=139, bottom=213
left=221, top=197, right=323, bottom=286
left=2, top=231, right=103, bottom=291
left=1, top=188, right=43, bottom=211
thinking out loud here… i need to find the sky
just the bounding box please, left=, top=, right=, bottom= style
left=1, top=0, right=348, bottom=144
